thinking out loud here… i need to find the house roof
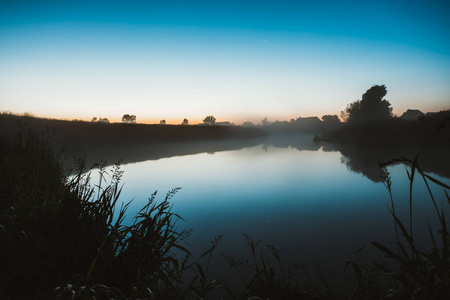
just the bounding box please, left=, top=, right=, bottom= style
left=400, top=109, right=424, bottom=120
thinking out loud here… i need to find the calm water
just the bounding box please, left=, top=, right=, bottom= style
left=84, top=136, right=449, bottom=296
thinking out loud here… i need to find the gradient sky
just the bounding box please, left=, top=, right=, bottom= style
left=1, top=0, right=449, bottom=124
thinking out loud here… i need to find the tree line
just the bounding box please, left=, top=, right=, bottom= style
left=90, top=85, right=392, bottom=127
left=90, top=115, right=218, bottom=126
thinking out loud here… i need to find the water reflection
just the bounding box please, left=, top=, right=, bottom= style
left=62, top=138, right=266, bottom=171
left=64, top=135, right=450, bottom=182
left=262, top=135, right=450, bottom=181
left=335, top=143, right=450, bottom=181
left=262, top=135, right=322, bottom=152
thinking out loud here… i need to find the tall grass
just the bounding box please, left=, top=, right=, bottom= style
left=0, top=128, right=199, bottom=299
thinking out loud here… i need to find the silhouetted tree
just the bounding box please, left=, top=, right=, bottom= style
left=261, top=117, right=270, bottom=126
left=91, top=117, right=109, bottom=123
left=160, top=119, right=166, bottom=125
left=181, top=119, right=189, bottom=125
left=340, top=101, right=360, bottom=122
left=341, top=85, right=393, bottom=122
left=122, top=114, right=136, bottom=124
left=203, top=116, right=216, bottom=125
left=98, top=118, right=110, bottom=123
left=322, top=114, right=340, bottom=124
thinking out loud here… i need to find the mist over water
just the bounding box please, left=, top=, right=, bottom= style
left=83, top=136, right=449, bottom=295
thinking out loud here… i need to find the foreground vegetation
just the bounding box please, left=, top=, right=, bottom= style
left=1, top=128, right=449, bottom=299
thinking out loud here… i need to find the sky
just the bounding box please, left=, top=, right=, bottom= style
left=1, top=0, right=449, bottom=124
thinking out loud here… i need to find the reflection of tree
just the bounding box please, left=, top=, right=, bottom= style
left=263, top=136, right=322, bottom=152
left=337, top=144, right=450, bottom=182
left=340, top=153, right=382, bottom=182
left=321, top=143, right=337, bottom=152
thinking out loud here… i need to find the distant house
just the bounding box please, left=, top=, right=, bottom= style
left=215, top=121, right=236, bottom=126
left=268, top=116, right=323, bottom=133
left=399, top=109, right=425, bottom=121
left=292, top=116, right=322, bottom=126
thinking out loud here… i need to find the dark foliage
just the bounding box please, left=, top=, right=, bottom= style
left=341, top=85, right=393, bottom=123
left=122, top=114, right=136, bottom=124
left=203, top=116, right=216, bottom=126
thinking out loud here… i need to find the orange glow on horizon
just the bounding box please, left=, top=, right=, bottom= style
left=3, top=103, right=449, bottom=126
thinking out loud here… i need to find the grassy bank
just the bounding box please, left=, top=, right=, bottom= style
left=0, top=113, right=267, bottom=148
left=1, top=127, right=449, bottom=299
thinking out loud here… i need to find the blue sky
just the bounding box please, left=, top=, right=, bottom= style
left=1, top=0, right=449, bottom=124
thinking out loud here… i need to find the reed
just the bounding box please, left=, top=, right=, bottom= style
left=346, top=157, right=450, bottom=299
left=220, top=234, right=332, bottom=300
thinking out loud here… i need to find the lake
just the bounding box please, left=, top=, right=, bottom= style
left=81, top=135, right=450, bottom=297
